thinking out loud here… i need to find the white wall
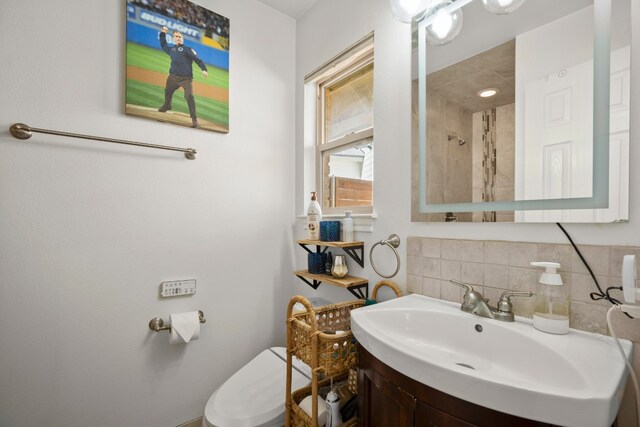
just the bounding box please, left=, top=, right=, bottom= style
left=0, top=1, right=295, bottom=426
left=296, top=0, right=640, bottom=300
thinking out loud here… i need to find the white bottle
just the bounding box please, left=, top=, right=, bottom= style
left=325, top=388, right=342, bottom=427
left=531, top=262, right=569, bottom=334
left=342, top=211, right=354, bottom=242
left=307, top=192, right=322, bottom=240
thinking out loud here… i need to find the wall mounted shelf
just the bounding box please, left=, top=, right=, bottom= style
left=297, top=240, right=365, bottom=267
left=293, top=270, right=369, bottom=299
left=295, top=240, right=368, bottom=298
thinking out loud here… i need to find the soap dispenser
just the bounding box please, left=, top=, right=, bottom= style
left=531, top=262, right=569, bottom=334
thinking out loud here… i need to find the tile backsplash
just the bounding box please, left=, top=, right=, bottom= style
left=407, top=237, right=640, bottom=334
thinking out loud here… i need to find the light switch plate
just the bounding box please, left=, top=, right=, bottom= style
left=160, top=279, right=196, bottom=297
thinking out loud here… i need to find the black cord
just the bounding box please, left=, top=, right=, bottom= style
left=556, top=223, right=607, bottom=299
left=556, top=223, right=633, bottom=318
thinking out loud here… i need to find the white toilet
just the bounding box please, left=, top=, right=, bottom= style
left=203, top=347, right=311, bottom=427
left=203, top=298, right=329, bottom=427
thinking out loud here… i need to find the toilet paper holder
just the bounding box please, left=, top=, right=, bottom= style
left=148, top=310, right=206, bottom=332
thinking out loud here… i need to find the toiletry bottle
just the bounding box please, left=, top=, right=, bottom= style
left=342, top=211, right=354, bottom=242
left=325, top=386, right=342, bottom=427
left=307, top=192, right=322, bottom=240
left=325, top=251, right=333, bottom=275
left=531, top=262, right=569, bottom=334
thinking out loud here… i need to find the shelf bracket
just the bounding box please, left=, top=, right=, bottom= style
left=298, top=243, right=313, bottom=254
left=348, top=284, right=369, bottom=299
left=343, top=245, right=365, bottom=267
left=295, top=274, right=322, bottom=290
left=298, top=243, right=328, bottom=254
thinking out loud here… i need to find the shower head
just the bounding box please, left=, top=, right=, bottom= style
left=448, top=134, right=466, bottom=146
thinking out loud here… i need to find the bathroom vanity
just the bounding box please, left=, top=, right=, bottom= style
left=351, top=295, right=631, bottom=427
left=358, top=345, right=557, bottom=427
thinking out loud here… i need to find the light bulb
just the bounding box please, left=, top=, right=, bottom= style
left=425, top=1, right=463, bottom=45
left=390, top=0, right=432, bottom=23
left=482, top=0, right=526, bottom=15
left=478, top=88, right=498, bottom=97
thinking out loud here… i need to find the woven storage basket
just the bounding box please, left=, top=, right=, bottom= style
left=290, top=372, right=349, bottom=427
left=287, top=296, right=364, bottom=377
left=371, top=280, right=402, bottom=301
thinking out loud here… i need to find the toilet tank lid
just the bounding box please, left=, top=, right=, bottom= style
left=204, top=348, right=310, bottom=427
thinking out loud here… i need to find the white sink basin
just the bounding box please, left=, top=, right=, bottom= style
left=351, top=294, right=633, bottom=427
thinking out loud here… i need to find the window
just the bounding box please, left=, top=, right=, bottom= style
left=306, top=34, right=374, bottom=214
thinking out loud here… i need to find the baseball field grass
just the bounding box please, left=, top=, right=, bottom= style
left=126, top=42, right=229, bottom=128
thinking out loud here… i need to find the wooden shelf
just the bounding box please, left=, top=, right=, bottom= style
left=297, top=240, right=365, bottom=268
left=294, top=270, right=367, bottom=287
left=297, top=239, right=364, bottom=248
left=294, top=270, right=368, bottom=299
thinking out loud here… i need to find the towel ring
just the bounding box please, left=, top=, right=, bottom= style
left=370, top=234, right=401, bottom=278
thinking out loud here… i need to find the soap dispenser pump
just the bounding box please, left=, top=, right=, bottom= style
left=531, top=262, right=569, bottom=334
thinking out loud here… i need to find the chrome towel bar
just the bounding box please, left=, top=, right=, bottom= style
left=148, top=310, right=206, bottom=332
left=9, top=123, right=197, bottom=160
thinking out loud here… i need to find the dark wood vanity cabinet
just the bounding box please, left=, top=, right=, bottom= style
left=357, top=346, right=556, bottom=427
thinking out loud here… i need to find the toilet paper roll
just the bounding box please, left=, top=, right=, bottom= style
left=299, top=395, right=327, bottom=426
left=169, top=311, right=201, bottom=344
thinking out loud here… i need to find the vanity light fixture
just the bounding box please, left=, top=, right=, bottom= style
left=424, top=0, right=464, bottom=45
left=482, top=0, right=526, bottom=15
left=389, top=0, right=433, bottom=23
left=478, top=88, right=498, bottom=97
left=393, top=0, right=526, bottom=46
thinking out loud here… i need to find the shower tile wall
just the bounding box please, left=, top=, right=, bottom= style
left=407, top=236, right=640, bottom=334
left=472, top=103, right=515, bottom=222
left=427, top=90, right=473, bottom=221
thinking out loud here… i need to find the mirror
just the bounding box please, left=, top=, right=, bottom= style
left=411, top=0, right=631, bottom=222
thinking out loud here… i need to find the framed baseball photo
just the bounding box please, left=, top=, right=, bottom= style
left=125, top=0, right=230, bottom=133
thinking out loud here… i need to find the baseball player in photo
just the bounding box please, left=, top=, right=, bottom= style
left=157, top=26, right=208, bottom=128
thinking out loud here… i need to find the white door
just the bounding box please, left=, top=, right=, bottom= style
left=521, top=60, right=592, bottom=222
left=519, top=46, right=629, bottom=222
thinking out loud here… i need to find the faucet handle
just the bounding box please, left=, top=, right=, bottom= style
left=449, top=280, right=474, bottom=294
left=499, top=290, right=533, bottom=300
left=449, top=280, right=482, bottom=313
left=496, top=291, right=533, bottom=320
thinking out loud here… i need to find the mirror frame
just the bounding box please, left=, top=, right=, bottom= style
left=413, top=0, right=613, bottom=216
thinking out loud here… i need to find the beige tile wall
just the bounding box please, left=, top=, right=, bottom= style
left=407, top=236, right=640, bottom=334
left=426, top=90, right=473, bottom=222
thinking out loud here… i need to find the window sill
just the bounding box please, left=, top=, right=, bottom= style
left=297, top=212, right=377, bottom=232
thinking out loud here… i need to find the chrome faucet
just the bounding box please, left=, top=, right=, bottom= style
left=449, top=280, right=532, bottom=322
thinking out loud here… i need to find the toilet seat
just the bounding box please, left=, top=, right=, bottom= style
left=203, top=347, right=310, bottom=427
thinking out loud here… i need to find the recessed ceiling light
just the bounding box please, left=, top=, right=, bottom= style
left=478, top=88, right=498, bottom=98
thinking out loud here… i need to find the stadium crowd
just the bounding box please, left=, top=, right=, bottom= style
left=130, top=0, right=230, bottom=40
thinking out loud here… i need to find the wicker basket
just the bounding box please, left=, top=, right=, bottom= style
left=287, top=296, right=364, bottom=377
left=286, top=296, right=363, bottom=427
left=290, top=372, right=350, bottom=427
left=285, top=282, right=402, bottom=427
left=371, top=280, right=402, bottom=301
